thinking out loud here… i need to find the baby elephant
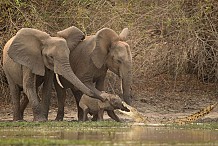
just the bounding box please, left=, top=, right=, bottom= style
left=79, top=92, right=130, bottom=122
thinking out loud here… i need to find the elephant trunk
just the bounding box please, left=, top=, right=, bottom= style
left=54, top=59, right=102, bottom=100
left=121, top=68, right=132, bottom=105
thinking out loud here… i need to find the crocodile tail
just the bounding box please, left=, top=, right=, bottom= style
left=175, top=102, right=217, bottom=125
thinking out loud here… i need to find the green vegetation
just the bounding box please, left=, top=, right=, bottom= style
left=0, top=138, right=149, bottom=146
left=170, top=122, right=218, bottom=130
left=0, top=121, right=127, bottom=128
left=0, top=138, right=100, bottom=145
left=0, top=121, right=218, bottom=130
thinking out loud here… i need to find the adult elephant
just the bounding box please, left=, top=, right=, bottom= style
left=55, top=27, right=132, bottom=121
left=3, top=27, right=105, bottom=121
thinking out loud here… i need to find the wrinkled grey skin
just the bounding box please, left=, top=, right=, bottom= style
left=2, top=27, right=104, bottom=121
left=79, top=92, right=130, bottom=122
left=55, top=27, right=132, bottom=121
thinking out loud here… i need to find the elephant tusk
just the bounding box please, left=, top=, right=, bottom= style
left=56, top=74, right=64, bottom=88
left=120, top=80, right=123, bottom=93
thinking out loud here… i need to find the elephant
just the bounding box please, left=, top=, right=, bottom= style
left=55, top=27, right=132, bottom=121
left=2, top=27, right=105, bottom=121
left=79, top=92, right=130, bottom=122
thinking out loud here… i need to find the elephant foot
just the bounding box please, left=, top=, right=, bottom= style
left=55, top=113, right=64, bottom=121
left=14, top=119, right=27, bottom=122
left=13, top=118, right=25, bottom=122
left=33, top=115, right=47, bottom=122
left=77, top=118, right=84, bottom=122
left=91, top=116, right=98, bottom=121
left=77, top=114, right=84, bottom=121
left=55, top=117, right=63, bottom=121
left=13, top=116, right=24, bottom=122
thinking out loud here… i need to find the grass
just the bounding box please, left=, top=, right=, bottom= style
left=173, top=122, right=218, bottom=130
left=0, top=138, right=99, bottom=145
left=0, top=121, right=127, bottom=128
left=1, top=120, right=218, bottom=129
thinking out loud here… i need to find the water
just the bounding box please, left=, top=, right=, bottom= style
left=1, top=124, right=218, bottom=145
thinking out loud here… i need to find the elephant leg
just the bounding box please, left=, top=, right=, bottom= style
left=20, top=94, right=29, bottom=120
left=107, top=111, right=121, bottom=122
left=54, top=79, right=66, bottom=121
left=9, top=83, right=22, bottom=121
left=97, top=109, right=104, bottom=121
left=72, top=89, right=83, bottom=121
left=23, top=68, right=46, bottom=121
left=91, top=114, right=98, bottom=121
left=79, top=102, right=89, bottom=122
left=36, top=76, right=44, bottom=102
left=41, top=69, right=54, bottom=119
left=4, top=70, right=23, bottom=121
left=83, top=108, right=89, bottom=122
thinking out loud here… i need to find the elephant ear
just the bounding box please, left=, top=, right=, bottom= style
left=91, top=28, right=119, bottom=69
left=57, top=26, right=85, bottom=50
left=8, top=28, right=50, bottom=76
left=119, top=28, right=129, bottom=41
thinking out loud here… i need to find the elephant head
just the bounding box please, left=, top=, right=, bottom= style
left=105, top=93, right=130, bottom=112
left=7, top=28, right=99, bottom=100
left=91, top=28, right=132, bottom=105
left=100, top=91, right=130, bottom=112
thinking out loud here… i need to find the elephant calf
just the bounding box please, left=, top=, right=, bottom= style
left=79, top=92, right=130, bottom=122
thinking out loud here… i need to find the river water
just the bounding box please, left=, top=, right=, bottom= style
left=1, top=124, right=218, bottom=145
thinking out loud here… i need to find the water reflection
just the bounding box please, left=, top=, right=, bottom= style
left=127, top=126, right=218, bottom=143
left=56, top=126, right=218, bottom=144
left=1, top=126, right=218, bottom=145
left=59, top=128, right=129, bottom=141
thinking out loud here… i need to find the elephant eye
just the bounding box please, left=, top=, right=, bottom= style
left=117, top=59, right=122, bottom=64
left=48, top=55, right=53, bottom=60
left=112, top=56, right=122, bottom=64
left=47, top=55, right=54, bottom=64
